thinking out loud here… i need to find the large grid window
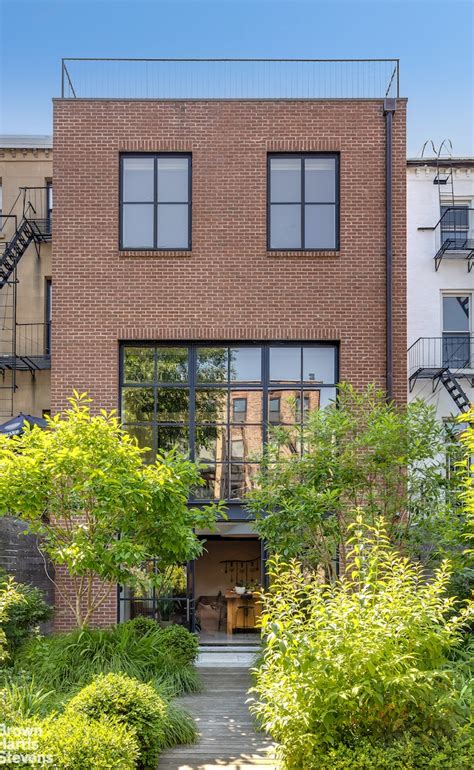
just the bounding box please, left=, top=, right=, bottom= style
left=120, top=154, right=191, bottom=250
left=268, top=154, right=339, bottom=250
left=120, top=343, right=338, bottom=502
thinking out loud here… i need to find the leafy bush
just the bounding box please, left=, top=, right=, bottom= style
left=251, top=516, right=473, bottom=769
left=0, top=571, right=52, bottom=654
left=0, top=577, right=23, bottom=665
left=157, top=623, right=199, bottom=666
left=15, top=621, right=200, bottom=696
left=307, top=729, right=474, bottom=769
left=124, top=615, right=159, bottom=637
left=66, top=672, right=168, bottom=769
left=40, top=713, right=139, bottom=770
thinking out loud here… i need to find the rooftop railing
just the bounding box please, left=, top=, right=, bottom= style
left=60, top=58, right=400, bottom=100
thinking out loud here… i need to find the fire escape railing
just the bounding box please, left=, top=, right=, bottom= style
left=418, top=207, right=474, bottom=272
left=408, top=336, right=473, bottom=412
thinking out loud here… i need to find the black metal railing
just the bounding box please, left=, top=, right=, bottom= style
left=408, top=335, right=473, bottom=379
left=61, top=57, right=400, bottom=100
left=15, top=323, right=51, bottom=358
left=0, top=187, right=52, bottom=242
left=419, top=207, right=474, bottom=271
left=119, top=595, right=192, bottom=628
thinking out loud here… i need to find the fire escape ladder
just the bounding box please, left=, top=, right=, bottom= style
left=436, top=368, right=471, bottom=413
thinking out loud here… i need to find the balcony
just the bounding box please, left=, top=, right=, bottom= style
left=419, top=207, right=474, bottom=272
left=0, top=323, right=51, bottom=376
left=60, top=58, right=399, bottom=100
left=408, top=335, right=473, bottom=413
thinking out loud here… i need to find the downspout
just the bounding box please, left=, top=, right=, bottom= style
left=384, top=98, right=397, bottom=402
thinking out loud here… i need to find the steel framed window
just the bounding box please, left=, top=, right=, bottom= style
left=119, top=153, right=192, bottom=251
left=267, top=153, right=339, bottom=251
left=120, top=342, right=338, bottom=503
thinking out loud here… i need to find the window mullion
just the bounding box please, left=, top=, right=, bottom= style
left=301, top=157, right=305, bottom=249
left=154, top=156, right=158, bottom=249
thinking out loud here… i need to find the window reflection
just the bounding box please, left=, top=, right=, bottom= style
left=121, top=344, right=337, bottom=501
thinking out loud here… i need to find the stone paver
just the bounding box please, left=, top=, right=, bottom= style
left=159, top=668, right=278, bottom=770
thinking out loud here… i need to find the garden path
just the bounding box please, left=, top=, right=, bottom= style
left=159, top=668, right=278, bottom=769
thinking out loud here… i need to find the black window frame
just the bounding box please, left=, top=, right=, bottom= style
left=119, top=153, right=192, bottom=251
left=119, top=342, right=339, bottom=505
left=267, top=153, right=340, bottom=252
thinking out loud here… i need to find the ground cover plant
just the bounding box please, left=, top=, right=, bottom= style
left=251, top=516, right=474, bottom=769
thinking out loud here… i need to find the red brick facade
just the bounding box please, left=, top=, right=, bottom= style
left=52, top=98, right=407, bottom=629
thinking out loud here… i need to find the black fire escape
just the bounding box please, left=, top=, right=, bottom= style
left=408, top=335, right=473, bottom=413
left=0, top=187, right=52, bottom=417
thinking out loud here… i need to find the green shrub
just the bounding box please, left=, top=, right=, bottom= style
left=124, top=615, right=159, bottom=637
left=0, top=672, right=55, bottom=720
left=0, top=578, right=23, bottom=665
left=15, top=620, right=199, bottom=696
left=0, top=571, right=52, bottom=654
left=251, top=516, right=474, bottom=769
left=307, top=729, right=474, bottom=769
left=161, top=701, right=198, bottom=749
left=157, top=623, right=199, bottom=666
left=66, top=672, right=168, bottom=769
left=40, top=713, right=139, bottom=770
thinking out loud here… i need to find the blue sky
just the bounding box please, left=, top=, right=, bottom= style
left=1, top=0, right=473, bottom=156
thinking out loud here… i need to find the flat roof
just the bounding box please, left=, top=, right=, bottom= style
left=0, top=135, right=53, bottom=149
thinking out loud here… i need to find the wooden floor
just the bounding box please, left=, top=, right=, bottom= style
left=159, top=668, right=278, bottom=769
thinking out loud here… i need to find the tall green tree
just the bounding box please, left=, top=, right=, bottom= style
left=248, top=384, right=458, bottom=579
left=0, top=392, right=220, bottom=628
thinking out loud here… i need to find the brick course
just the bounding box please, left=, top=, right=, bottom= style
left=52, top=97, right=407, bottom=629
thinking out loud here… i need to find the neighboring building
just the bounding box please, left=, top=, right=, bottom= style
left=0, top=137, right=53, bottom=612
left=0, top=136, right=52, bottom=421
left=53, top=58, right=406, bottom=632
left=407, top=157, right=474, bottom=421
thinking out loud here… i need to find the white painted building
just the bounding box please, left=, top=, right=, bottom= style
left=407, top=158, right=474, bottom=421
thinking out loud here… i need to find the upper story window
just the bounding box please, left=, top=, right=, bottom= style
left=268, top=154, right=339, bottom=251
left=440, top=204, right=470, bottom=248
left=120, top=154, right=191, bottom=250
left=442, top=294, right=471, bottom=368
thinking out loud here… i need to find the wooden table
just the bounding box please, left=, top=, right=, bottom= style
left=225, top=591, right=261, bottom=635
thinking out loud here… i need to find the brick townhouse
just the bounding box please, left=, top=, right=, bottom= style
left=52, top=58, right=407, bottom=634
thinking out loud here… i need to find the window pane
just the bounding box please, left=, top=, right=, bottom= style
left=229, top=347, right=262, bottom=382
left=270, top=347, right=301, bottom=381
left=157, top=427, right=189, bottom=455
left=157, top=157, right=189, bottom=202
left=122, top=388, right=154, bottom=422
left=230, top=425, right=263, bottom=461
left=122, top=204, right=154, bottom=249
left=197, top=348, right=228, bottom=383
left=270, top=157, right=301, bottom=202
left=270, top=204, right=301, bottom=249
left=122, top=157, right=154, bottom=202
left=443, top=296, right=470, bottom=331
left=440, top=206, right=469, bottom=229
left=229, top=464, right=259, bottom=499
left=305, top=157, right=336, bottom=202
left=157, top=204, right=189, bottom=249
left=269, top=396, right=281, bottom=424
left=269, top=389, right=301, bottom=423
left=319, top=388, right=337, bottom=408
left=305, top=204, right=336, bottom=249
left=303, top=347, right=336, bottom=384
left=157, top=389, right=189, bottom=422
left=195, top=389, right=228, bottom=423
left=195, top=427, right=227, bottom=463
left=194, top=464, right=228, bottom=500
left=124, top=424, right=155, bottom=463
left=123, top=347, right=155, bottom=383
left=157, top=347, right=188, bottom=382
left=230, top=391, right=262, bottom=423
